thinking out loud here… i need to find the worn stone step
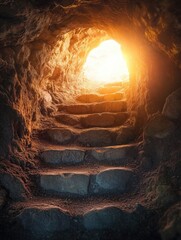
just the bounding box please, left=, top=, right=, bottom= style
left=98, top=86, right=122, bottom=94
left=45, top=126, right=136, bottom=147
left=55, top=112, right=129, bottom=128
left=8, top=199, right=146, bottom=239
left=103, top=81, right=123, bottom=87
left=39, top=143, right=138, bottom=167
left=76, top=92, right=124, bottom=103
left=103, top=81, right=129, bottom=88
left=45, top=127, right=113, bottom=147
left=90, top=143, right=138, bottom=163
left=34, top=167, right=134, bottom=197
left=40, top=148, right=86, bottom=166
left=9, top=202, right=72, bottom=239
left=57, top=100, right=127, bottom=114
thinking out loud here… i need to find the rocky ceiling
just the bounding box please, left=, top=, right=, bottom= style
left=0, top=0, right=180, bottom=65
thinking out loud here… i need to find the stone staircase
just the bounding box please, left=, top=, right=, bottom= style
left=5, top=83, right=143, bottom=240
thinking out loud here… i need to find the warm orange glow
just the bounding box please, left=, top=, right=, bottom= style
left=82, top=40, right=129, bottom=85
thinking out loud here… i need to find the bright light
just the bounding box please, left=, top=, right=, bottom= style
left=82, top=40, right=129, bottom=85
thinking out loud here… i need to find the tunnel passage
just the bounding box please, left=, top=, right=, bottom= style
left=0, top=1, right=181, bottom=240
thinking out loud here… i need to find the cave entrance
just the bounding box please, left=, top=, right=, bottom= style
left=81, top=39, right=129, bottom=89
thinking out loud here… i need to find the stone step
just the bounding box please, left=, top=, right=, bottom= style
left=7, top=199, right=145, bottom=239
left=45, top=126, right=136, bottom=147
left=40, top=143, right=138, bottom=166
left=34, top=167, right=135, bottom=197
left=98, top=86, right=122, bottom=94
left=57, top=100, right=127, bottom=114
left=55, top=112, right=129, bottom=128
left=103, top=81, right=129, bottom=88
left=76, top=92, right=124, bottom=103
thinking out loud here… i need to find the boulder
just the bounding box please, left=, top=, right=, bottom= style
left=160, top=203, right=181, bottom=240
left=162, top=88, right=181, bottom=121
left=0, top=172, right=30, bottom=201
left=144, top=114, right=175, bottom=139
left=15, top=205, right=72, bottom=239
left=83, top=207, right=124, bottom=230
left=83, top=204, right=148, bottom=233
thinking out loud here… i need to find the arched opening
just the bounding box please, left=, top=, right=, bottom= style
left=81, top=39, right=129, bottom=88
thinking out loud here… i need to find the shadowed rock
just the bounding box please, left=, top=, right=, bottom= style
left=0, top=172, right=30, bottom=201
left=39, top=172, right=90, bottom=196
left=116, top=126, right=136, bottom=144
left=77, top=129, right=113, bottom=147
left=0, top=187, right=6, bottom=208
left=40, top=149, right=85, bottom=165
left=36, top=167, right=134, bottom=197
left=90, top=143, right=138, bottom=163
left=162, top=88, right=181, bottom=121
left=15, top=205, right=72, bottom=239
left=90, top=168, right=134, bottom=194
left=144, top=114, right=175, bottom=139
left=46, top=128, right=75, bottom=144
left=83, top=207, right=125, bottom=230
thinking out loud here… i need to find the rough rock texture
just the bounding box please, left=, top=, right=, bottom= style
left=77, top=129, right=113, bottom=147
left=162, top=88, right=181, bottom=121
left=0, top=1, right=181, bottom=239
left=143, top=114, right=177, bottom=165
left=15, top=205, right=72, bottom=239
left=90, top=168, right=134, bottom=194
left=160, top=203, right=181, bottom=240
left=40, top=149, right=85, bottom=165
left=116, top=126, right=136, bottom=144
left=90, top=143, right=138, bottom=163
left=37, top=168, right=134, bottom=197
left=0, top=187, right=7, bottom=208
left=144, top=114, right=175, bottom=139
left=39, top=172, right=90, bottom=196
left=0, top=172, right=30, bottom=201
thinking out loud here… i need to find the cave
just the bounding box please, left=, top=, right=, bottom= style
left=0, top=1, right=181, bottom=240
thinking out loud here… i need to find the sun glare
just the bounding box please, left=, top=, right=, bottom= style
left=82, top=40, right=129, bottom=85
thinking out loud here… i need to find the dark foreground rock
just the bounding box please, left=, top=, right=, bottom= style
left=2, top=203, right=160, bottom=240
left=0, top=172, right=30, bottom=201
left=160, top=203, right=181, bottom=240
left=14, top=205, right=72, bottom=239
left=162, top=88, right=181, bottom=121
left=0, top=187, right=6, bottom=208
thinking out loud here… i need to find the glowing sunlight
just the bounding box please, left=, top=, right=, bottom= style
left=82, top=40, right=129, bottom=85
